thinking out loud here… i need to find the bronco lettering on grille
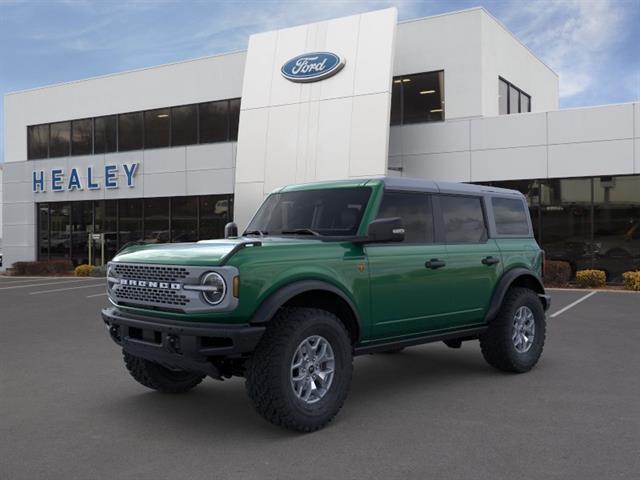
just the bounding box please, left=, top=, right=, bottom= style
left=119, top=279, right=181, bottom=290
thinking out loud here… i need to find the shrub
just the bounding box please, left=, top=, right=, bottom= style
left=622, top=271, right=640, bottom=291
left=575, top=269, right=606, bottom=288
left=12, top=260, right=73, bottom=275
left=75, top=264, right=93, bottom=277
left=90, top=266, right=107, bottom=278
left=543, top=260, right=571, bottom=287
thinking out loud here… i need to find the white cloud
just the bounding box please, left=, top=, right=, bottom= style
left=502, top=0, right=626, bottom=99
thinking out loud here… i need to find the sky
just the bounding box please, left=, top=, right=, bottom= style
left=0, top=0, right=639, bottom=162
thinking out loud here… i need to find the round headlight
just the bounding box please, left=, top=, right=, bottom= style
left=201, top=272, right=226, bottom=305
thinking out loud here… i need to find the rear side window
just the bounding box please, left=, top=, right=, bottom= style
left=376, top=191, right=434, bottom=243
left=492, top=197, right=530, bottom=235
left=440, top=195, right=487, bottom=243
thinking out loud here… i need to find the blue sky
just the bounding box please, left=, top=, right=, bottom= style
left=1, top=0, right=639, bottom=162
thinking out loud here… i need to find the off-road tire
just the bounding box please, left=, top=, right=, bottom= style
left=245, top=307, right=353, bottom=432
left=479, top=287, right=546, bottom=373
left=123, top=351, right=205, bottom=393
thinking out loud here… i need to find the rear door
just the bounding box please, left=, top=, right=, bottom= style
left=438, top=194, right=503, bottom=325
left=366, top=191, right=453, bottom=340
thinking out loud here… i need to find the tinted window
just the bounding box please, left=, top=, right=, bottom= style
left=171, top=196, right=198, bottom=242
left=390, top=79, right=402, bottom=125
left=144, top=198, right=170, bottom=243
left=28, top=124, right=49, bottom=159
left=199, top=100, right=228, bottom=143
left=509, top=85, right=520, bottom=114
left=228, top=98, right=241, bottom=141
left=390, top=70, right=444, bottom=125
left=144, top=108, right=170, bottom=149
left=94, top=115, right=117, bottom=154
left=441, top=195, right=487, bottom=243
left=118, top=112, right=143, bottom=151
left=71, top=118, right=93, bottom=156
left=376, top=191, right=434, bottom=243
left=499, top=79, right=509, bottom=115
left=492, top=197, right=530, bottom=235
left=119, top=199, right=143, bottom=246
left=521, top=93, right=531, bottom=113
left=171, top=105, right=197, bottom=146
left=49, top=121, right=70, bottom=157
left=247, top=188, right=371, bottom=237
left=200, top=195, right=232, bottom=240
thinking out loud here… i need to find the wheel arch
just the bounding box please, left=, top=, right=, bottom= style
left=249, top=280, right=362, bottom=343
left=485, top=268, right=548, bottom=323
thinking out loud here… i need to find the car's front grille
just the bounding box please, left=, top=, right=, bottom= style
left=115, top=285, right=190, bottom=307
left=113, top=264, right=189, bottom=283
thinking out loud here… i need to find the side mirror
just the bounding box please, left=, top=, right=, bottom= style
left=224, top=222, right=239, bottom=239
left=363, top=217, right=405, bottom=243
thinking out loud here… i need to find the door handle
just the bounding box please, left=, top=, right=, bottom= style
left=425, top=259, right=446, bottom=269
left=481, top=256, right=500, bottom=266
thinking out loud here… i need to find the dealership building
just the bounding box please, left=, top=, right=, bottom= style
left=2, top=7, right=639, bottom=278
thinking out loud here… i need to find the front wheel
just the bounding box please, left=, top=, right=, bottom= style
left=479, top=287, right=546, bottom=373
left=245, top=307, right=353, bottom=432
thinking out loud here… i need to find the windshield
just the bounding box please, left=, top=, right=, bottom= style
left=246, top=187, right=372, bottom=237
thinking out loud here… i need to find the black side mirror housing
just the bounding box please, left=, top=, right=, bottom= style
left=224, top=222, right=239, bottom=239
left=362, top=217, right=405, bottom=243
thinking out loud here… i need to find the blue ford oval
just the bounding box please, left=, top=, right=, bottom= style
left=281, top=52, right=345, bottom=83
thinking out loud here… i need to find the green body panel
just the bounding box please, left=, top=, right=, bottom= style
left=110, top=179, right=543, bottom=346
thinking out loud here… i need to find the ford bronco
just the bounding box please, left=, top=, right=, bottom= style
left=102, top=177, right=550, bottom=431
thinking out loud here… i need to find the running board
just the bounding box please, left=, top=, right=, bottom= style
left=353, top=325, right=487, bottom=356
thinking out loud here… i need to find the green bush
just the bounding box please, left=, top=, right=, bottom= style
left=89, top=266, right=107, bottom=278
left=543, top=260, right=571, bottom=287
left=12, top=260, right=73, bottom=275
left=575, top=269, right=606, bottom=288
left=74, top=264, right=93, bottom=277
left=622, top=271, right=640, bottom=291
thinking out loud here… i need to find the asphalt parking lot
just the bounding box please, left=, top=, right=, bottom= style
left=1, top=277, right=639, bottom=480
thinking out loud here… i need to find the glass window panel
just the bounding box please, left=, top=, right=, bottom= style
left=94, top=115, right=117, bottom=154
left=540, top=178, right=592, bottom=271
left=376, top=192, right=434, bottom=243
left=492, top=197, right=530, bottom=235
left=592, top=175, right=640, bottom=281
left=71, top=118, right=93, bottom=156
left=71, top=201, right=93, bottom=265
left=171, top=105, right=197, bottom=146
left=118, top=112, right=143, bottom=151
left=95, top=200, right=119, bottom=262
left=199, top=195, right=232, bottom=240
left=28, top=124, right=49, bottom=159
left=199, top=100, right=228, bottom=143
left=49, top=121, right=71, bottom=157
left=118, top=198, right=143, bottom=247
left=401, top=71, right=444, bottom=124
left=144, top=108, right=170, bottom=149
left=38, top=204, right=50, bottom=260
left=499, top=79, right=509, bottom=115
left=143, top=198, right=170, bottom=244
left=49, top=202, right=71, bottom=259
left=171, top=197, right=198, bottom=242
left=390, top=78, right=402, bottom=125
left=441, top=195, right=487, bottom=243
left=228, top=98, right=241, bottom=141
left=509, top=85, right=520, bottom=114
left=521, top=93, right=531, bottom=113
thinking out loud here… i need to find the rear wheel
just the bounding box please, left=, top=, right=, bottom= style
left=245, top=307, right=353, bottom=432
left=479, top=287, right=546, bottom=373
left=123, top=351, right=205, bottom=393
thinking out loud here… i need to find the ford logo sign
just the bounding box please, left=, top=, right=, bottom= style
left=281, top=52, right=345, bottom=83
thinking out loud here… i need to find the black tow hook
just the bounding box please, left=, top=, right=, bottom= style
left=167, top=335, right=181, bottom=353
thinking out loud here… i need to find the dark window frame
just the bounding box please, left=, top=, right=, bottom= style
left=499, top=76, right=531, bottom=115
left=391, top=70, right=445, bottom=126
left=438, top=193, right=489, bottom=245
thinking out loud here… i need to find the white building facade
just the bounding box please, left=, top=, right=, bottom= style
left=2, top=7, right=639, bottom=279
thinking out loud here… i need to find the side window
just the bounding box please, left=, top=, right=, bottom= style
left=376, top=191, right=434, bottom=243
left=492, top=197, right=530, bottom=235
left=440, top=195, right=487, bottom=243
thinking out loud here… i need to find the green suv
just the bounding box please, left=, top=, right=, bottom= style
left=102, top=177, right=550, bottom=431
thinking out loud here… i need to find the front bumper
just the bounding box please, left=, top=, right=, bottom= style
left=102, top=307, right=265, bottom=377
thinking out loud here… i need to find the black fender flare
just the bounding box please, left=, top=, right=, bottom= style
left=485, top=268, right=548, bottom=322
left=249, top=280, right=362, bottom=340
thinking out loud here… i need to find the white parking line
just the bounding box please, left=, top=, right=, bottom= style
left=29, top=283, right=107, bottom=295
left=87, top=292, right=108, bottom=298
left=0, top=279, right=104, bottom=290
left=550, top=291, right=598, bottom=318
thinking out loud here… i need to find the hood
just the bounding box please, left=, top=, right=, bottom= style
left=112, top=236, right=323, bottom=266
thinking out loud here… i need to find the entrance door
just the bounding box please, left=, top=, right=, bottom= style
left=366, top=191, right=453, bottom=340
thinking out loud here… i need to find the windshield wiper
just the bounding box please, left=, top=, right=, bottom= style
left=244, top=229, right=268, bottom=237
left=281, top=228, right=321, bottom=237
